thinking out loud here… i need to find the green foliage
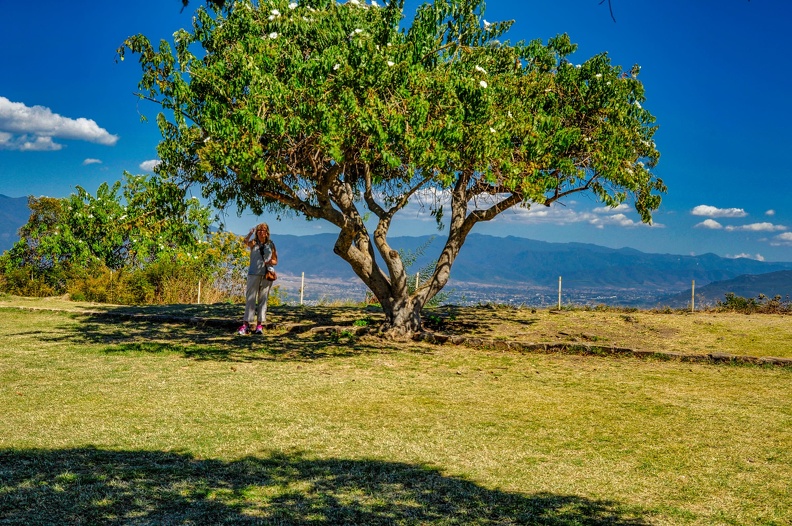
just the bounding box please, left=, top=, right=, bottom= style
left=717, top=293, right=759, bottom=313
left=0, top=266, right=60, bottom=297
left=399, top=236, right=452, bottom=307
left=0, top=196, right=67, bottom=275
left=422, top=312, right=446, bottom=330
left=0, top=173, right=253, bottom=305
left=716, top=293, right=792, bottom=314
left=119, top=0, right=664, bottom=220
left=267, top=284, right=286, bottom=307
left=1, top=172, right=212, bottom=275
left=353, top=316, right=373, bottom=327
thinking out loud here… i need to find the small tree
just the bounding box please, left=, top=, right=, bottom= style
left=119, top=0, right=664, bottom=338
left=1, top=173, right=217, bottom=295
left=3, top=173, right=212, bottom=270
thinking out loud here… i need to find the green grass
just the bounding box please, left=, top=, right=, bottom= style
left=1, top=305, right=791, bottom=524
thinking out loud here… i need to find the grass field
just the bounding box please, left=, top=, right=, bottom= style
left=1, top=298, right=791, bottom=524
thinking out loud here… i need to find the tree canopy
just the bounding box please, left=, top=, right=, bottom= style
left=3, top=173, right=211, bottom=273
left=119, top=0, right=664, bottom=337
left=0, top=173, right=249, bottom=303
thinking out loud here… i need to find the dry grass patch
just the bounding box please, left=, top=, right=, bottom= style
left=422, top=305, right=792, bottom=359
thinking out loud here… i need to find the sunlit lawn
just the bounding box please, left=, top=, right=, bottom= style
left=1, top=304, right=790, bottom=525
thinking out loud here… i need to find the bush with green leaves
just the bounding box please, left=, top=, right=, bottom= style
left=0, top=173, right=254, bottom=305
left=716, top=292, right=792, bottom=314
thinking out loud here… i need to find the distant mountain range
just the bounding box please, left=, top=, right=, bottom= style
left=0, top=195, right=29, bottom=253
left=662, top=270, right=792, bottom=308
left=2, top=195, right=792, bottom=306
left=272, top=233, right=792, bottom=306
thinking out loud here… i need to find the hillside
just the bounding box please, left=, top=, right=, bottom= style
left=3, top=199, right=792, bottom=306
left=0, top=195, right=29, bottom=253
left=662, top=270, right=792, bottom=307
left=272, top=233, right=792, bottom=305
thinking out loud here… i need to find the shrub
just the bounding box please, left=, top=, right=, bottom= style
left=267, top=285, right=285, bottom=307
left=0, top=267, right=57, bottom=297
left=716, top=293, right=792, bottom=314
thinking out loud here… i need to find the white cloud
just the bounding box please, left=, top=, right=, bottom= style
left=471, top=195, right=659, bottom=228
left=496, top=205, right=592, bottom=226
left=694, top=219, right=723, bottom=229
left=589, top=213, right=647, bottom=229
left=724, top=222, right=787, bottom=232
left=765, top=209, right=776, bottom=216
left=771, top=232, right=792, bottom=246
left=691, top=205, right=747, bottom=218
left=0, top=96, right=118, bottom=151
left=0, top=132, right=62, bottom=151
left=139, top=159, right=161, bottom=172
left=592, top=204, right=630, bottom=214
left=390, top=188, right=660, bottom=229
left=82, top=158, right=102, bottom=165
left=727, top=253, right=765, bottom=261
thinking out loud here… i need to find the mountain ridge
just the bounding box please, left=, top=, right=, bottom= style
left=662, top=270, right=792, bottom=308
left=269, top=233, right=792, bottom=306
left=2, top=197, right=792, bottom=306
left=0, top=195, right=29, bottom=253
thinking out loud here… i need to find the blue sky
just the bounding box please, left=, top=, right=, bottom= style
left=2, top=0, right=791, bottom=261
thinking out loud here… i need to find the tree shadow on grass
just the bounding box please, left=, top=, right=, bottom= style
left=422, top=305, right=540, bottom=336
left=23, top=303, right=544, bottom=365
left=71, top=304, right=385, bottom=333
left=0, top=448, right=648, bottom=525
left=38, top=311, right=416, bottom=364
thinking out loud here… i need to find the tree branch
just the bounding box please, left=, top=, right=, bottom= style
left=598, top=0, right=617, bottom=22
left=544, top=174, right=597, bottom=206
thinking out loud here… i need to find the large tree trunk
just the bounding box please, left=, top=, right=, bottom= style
left=380, top=294, right=423, bottom=340
left=345, top=248, right=424, bottom=340
left=330, top=222, right=423, bottom=340
left=324, top=173, right=513, bottom=341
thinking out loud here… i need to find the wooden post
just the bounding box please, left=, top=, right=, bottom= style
left=558, top=276, right=562, bottom=310
left=197, top=280, right=202, bottom=304
left=300, top=272, right=305, bottom=305
left=416, top=272, right=420, bottom=291
left=691, top=280, right=695, bottom=312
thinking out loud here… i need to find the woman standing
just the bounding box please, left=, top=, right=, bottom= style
left=238, top=223, right=278, bottom=335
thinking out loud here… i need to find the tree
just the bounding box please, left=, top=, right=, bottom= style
left=2, top=172, right=212, bottom=273
left=0, top=172, right=229, bottom=297
left=180, top=0, right=620, bottom=21
left=119, top=0, right=664, bottom=338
